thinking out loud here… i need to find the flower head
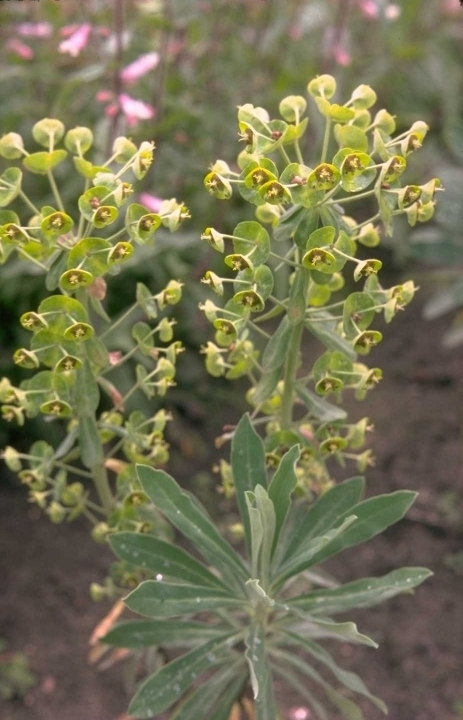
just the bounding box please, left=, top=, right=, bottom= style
left=17, top=22, right=52, bottom=38
left=120, top=52, right=160, bottom=84
left=59, top=23, right=92, bottom=57
left=118, top=93, right=155, bottom=126
left=7, top=39, right=34, bottom=60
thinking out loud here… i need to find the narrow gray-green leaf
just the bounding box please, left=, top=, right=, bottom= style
left=103, top=619, right=227, bottom=649
left=110, top=532, right=227, bottom=590
left=282, top=476, right=364, bottom=562
left=271, top=661, right=328, bottom=720
left=128, top=634, right=237, bottom=718
left=286, top=615, right=377, bottom=648
left=124, top=580, right=244, bottom=618
left=79, top=415, right=103, bottom=468
left=271, top=649, right=366, bottom=720
left=306, top=313, right=357, bottom=360
left=246, top=491, right=264, bottom=580
left=254, top=485, right=276, bottom=585
left=137, top=465, right=248, bottom=583
left=231, top=414, right=267, bottom=555
left=268, top=445, right=300, bottom=557
left=273, top=516, right=357, bottom=589
left=261, top=315, right=292, bottom=371
left=307, top=490, right=417, bottom=568
left=171, top=663, right=247, bottom=720
left=283, top=631, right=386, bottom=712
left=253, top=365, right=282, bottom=405
left=296, top=384, right=348, bottom=422
left=287, top=567, right=432, bottom=615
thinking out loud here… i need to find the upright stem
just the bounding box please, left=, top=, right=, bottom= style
left=92, top=460, right=113, bottom=516
left=279, top=321, right=304, bottom=430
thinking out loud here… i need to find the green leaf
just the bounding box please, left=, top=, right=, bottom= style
left=79, top=415, right=103, bottom=468
left=246, top=485, right=276, bottom=582
left=306, top=311, right=357, bottom=359
left=110, top=532, right=228, bottom=590
left=268, top=446, right=300, bottom=556
left=252, top=366, right=281, bottom=405
left=170, top=663, right=247, bottom=720
left=137, top=465, right=249, bottom=583
left=124, top=580, right=243, bottom=618
left=274, top=204, right=306, bottom=243
left=231, top=414, right=268, bottom=556
left=23, top=150, right=67, bottom=174
left=308, top=490, right=417, bottom=568
left=245, top=491, right=264, bottom=579
left=245, top=622, right=267, bottom=699
left=74, top=359, right=99, bottom=415
left=296, top=385, right=348, bottom=422
left=0, top=167, right=22, bottom=206
left=136, top=282, right=158, bottom=319
left=67, top=237, right=111, bottom=277
left=273, top=515, right=358, bottom=588
left=261, top=315, right=292, bottom=372
left=288, top=268, right=310, bottom=325
left=232, top=221, right=270, bottom=266
left=271, top=660, right=329, bottom=720
left=289, top=567, right=432, bottom=615
left=283, top=631, right=386, bottom=711
left=103, top=619, right=226, bottom=649
left=128, top=634, right=237, bottom=718
left=282, top=477, right=364, bottom=561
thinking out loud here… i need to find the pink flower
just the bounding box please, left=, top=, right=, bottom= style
left=288, top=708, right=310, bottom=720
left=120, top=52, right=160, bottom=84
left=358, top=0, right=379, bottom=18
left=118, top=93, right=155, bottom=126
left=17, top=22, right=52, bottom=38
left=58, top=23, right=92, bottom=57
left=7, top=38, right=34, bottom=60
left=334, top=46, right=351, bottom=66
left=139, top=193, right=163, bottom=213
left=96, top=89, right=114, bottom=103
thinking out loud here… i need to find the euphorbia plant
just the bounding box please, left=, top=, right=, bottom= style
left=0, top=119, right=190, bottom=547
left=100, top=76, right=439, bottom=719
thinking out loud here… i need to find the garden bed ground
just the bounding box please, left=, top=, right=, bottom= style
left=1, top=271, right=463, bottom=720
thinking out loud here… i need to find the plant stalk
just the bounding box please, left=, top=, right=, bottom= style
left=279, top=321, right=304, bottom=430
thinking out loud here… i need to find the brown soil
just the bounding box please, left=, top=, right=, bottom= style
left=1, top=274, right=463, bottom=720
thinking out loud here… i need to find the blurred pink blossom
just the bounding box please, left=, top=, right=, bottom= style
left=7, top=38, right=34, bottom=60
left=358, top=0, right=379, bottom=18
left=118, top=93, right=155, bottom=126
left=17, top=22, right=52, bottom=38
left=139, top=193, right=163, bottom=213
left=288, top=708, right=311, bottom=720
left=59, top=23, right=92, bottom=57
left=96, top=89, right=114, bottom=103
left=120, top=52, right=160, bottom=84
left=334, top=46, right=351, bottom=66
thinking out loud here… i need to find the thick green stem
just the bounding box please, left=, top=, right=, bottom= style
left=279, top=321, right=304, bottom=430
left=91, top=460, right=113, bottom=517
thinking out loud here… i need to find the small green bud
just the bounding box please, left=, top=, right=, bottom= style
left=204, top=171, right=232, bottom=199
left=0, top=132, right=25, bottom=159
left=32, top=118, right=65, bottom=148
left=201, top=227, right=224, bottom=253
left=108, top=241, right=133, bottom=263
left=13, top=348, right=39, bottom=369
left=307, top=74, right=337, bottom=99
left=159, top=279, right=183, bottom=308
left=63, top=322, right=94, bottom=341
left=2, top=446, right=22, bottom=472
left=20, top=312, right=48, bottom=332
left=358, top=223, right=380, bottom=248
left=112, top=136, right=137, bottom=162
left=60, top=482, right=84, bottom=506
left=279, top=95, right=307, bottom=122
left=47, top=500, right=67, bottom=524
left=201, top=271, right=224, bottom=296
left=1, top=405, right=25, bottom=425
left=373, top=109, right=396, bottom=134
left=64, top=126, right=93, bottom=155
left=157, top=317, right=175, bottom=343
left=350, top=84, right=377, bottom=110
left=89, top=583, right=107, bottom=602
left=91, top=522, right=110, bottom=543
left=60, top=268, right=94, bottom=292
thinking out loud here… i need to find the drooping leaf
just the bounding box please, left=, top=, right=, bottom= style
left=137, top=465, right=249, bottom=584
left=128, top=634, right=237, bottom=719
left=296, top=385, right=347, bottom=422
left=283, top=632, right=386, bottom=711
left=261, top=315, right=292, bottom=372
left=245, top=622, right=267, bottom=699
left=110, top=532, right=228, bottom=590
